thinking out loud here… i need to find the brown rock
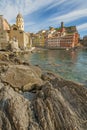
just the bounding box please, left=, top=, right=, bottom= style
left=0, top=111, right=12, bottom=130
left=0, top=86, right=29, bottom=130
left=1, top=64, right=43, bottom=91
left=0, top=69, right=87, bottom=130
left=23, top=81, right=42, bottom=91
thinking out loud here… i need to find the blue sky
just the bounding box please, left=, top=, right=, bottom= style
left=0, top=0, right=87, bottom=38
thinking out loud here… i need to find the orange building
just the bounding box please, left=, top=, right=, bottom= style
left=60, top=33, right=79, bottom=48
left=46, top=22, right=79, bottom=49
left=46, top=33, right=79, bottom=49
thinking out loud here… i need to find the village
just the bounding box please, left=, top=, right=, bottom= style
left=0, top=13, right=87, bottom=52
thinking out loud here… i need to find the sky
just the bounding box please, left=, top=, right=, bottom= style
left=0, top=0, right=87, bottom=38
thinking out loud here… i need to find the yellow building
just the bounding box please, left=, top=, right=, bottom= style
left=32, top=31, right=45, bottom=47
left=9, top=24, right=30, bottom=50
left=0, top=13, right=31, bottom=50
left=16, top=13, right=24, bottom=31
left=0, top=15, right=10, bottom=50
left=9, top=13, right=30, bottom=50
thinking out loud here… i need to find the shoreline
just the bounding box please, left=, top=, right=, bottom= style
left=0, top=51, right=87, bottom=130
left=0, top=48, right=86, bottom=86
left=0, top=50, right=86, bottom=87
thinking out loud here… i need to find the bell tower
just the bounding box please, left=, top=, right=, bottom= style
left=16, top=13, right=24, bottom=31
left=61, top=22, right=64, bottom=28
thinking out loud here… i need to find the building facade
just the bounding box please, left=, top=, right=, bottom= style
left=32, top=22, right=79, bottom=49
left=9, top=24, right=30, bottom=50
left=0, top=13, right=31, bottom=51
left=16, top=13, right=24, bottom=31
left=82, top=36, right=87, bottom=46
left=47, top=37, right=60, bottom=48
left=46, top=22, right=79, bottom=49
left=0, top=15, right=10, bottom=50
left=46, top=33, right=79, bottom=49
left=32, top=31, right=45, bottom=47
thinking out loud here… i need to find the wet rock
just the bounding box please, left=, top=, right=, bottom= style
left=41, top=71, right=62, bottom=81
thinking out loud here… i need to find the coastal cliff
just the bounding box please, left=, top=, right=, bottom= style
left=0, top=52, right=87, bottom=130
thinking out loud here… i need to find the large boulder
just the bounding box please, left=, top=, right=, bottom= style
left=1, top=64, right=43, bottom=91
left=0, top=86, right=29, bottom=130
left=0, top=57, right=87, bottom=130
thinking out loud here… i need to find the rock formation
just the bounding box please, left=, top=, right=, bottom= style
left=0, top=52, right=87, bottom=130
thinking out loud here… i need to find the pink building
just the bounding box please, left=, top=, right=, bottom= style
left=46, top=22, right=79, bottom=49
left=46, top=33, right=79, bottom=49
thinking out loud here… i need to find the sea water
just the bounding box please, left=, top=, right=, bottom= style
left=22, top=49, right=87, bottom=85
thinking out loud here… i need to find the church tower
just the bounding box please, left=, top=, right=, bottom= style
left=16, top=13, right=24, bottom=31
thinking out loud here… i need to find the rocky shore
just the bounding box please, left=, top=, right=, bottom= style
left=0, top=52, right=87, bottom=130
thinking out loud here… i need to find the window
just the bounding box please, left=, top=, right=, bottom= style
left=13, top=27, right=17, bottom=30
left=20, top=31, right=23, bottom=34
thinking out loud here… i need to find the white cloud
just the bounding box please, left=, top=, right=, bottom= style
left=77, top=23, right=87, bottom=31
left=0, top=0, right=54, bottom=22
left=49, top=8, right=87, bottom=24
left=0, top=0, right=87, bottom=25
left=46, top=0, right=67, bottom=11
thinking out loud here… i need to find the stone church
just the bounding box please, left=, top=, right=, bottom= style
left=0, top=13, right=31, bottom=51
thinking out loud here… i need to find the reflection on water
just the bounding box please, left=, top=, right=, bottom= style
left=22, top=49, right=87, bottom=85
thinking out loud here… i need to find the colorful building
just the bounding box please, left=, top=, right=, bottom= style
left=46, top=22, right=79, bottom=49
left=32, top=31, right=45, bottom=47
left=82, top=36, right=87, bottom=46
left=60, top=33, right=79, bottom=48
left=32, top=22, right=79, bottom=49
left=47, top=37, right=60, bottom=48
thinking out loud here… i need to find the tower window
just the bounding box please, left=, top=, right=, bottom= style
left=13, top=27, right=17, bottom=30
left=20, top=31, right=23, bottom=34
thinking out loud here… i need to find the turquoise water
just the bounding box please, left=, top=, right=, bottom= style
left=23, top=49, right=87, bottom=85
